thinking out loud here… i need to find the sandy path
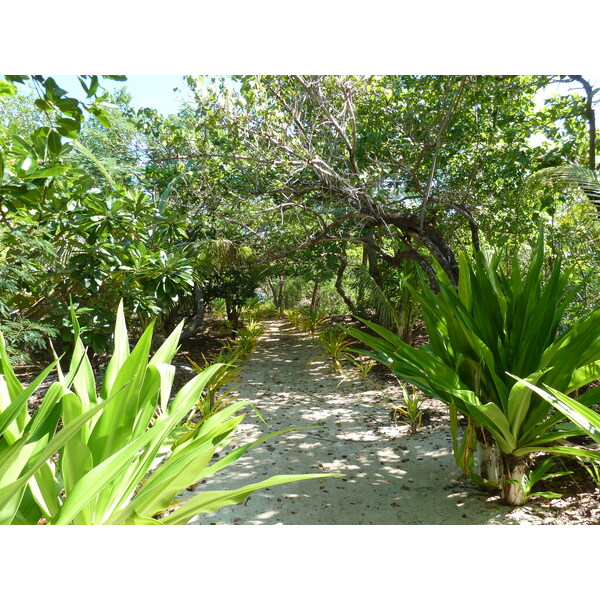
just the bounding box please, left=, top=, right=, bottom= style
left=180, top=319, right=535, bottom=525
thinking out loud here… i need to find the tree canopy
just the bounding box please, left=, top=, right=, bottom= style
left=1, top=73, right=598, bottom=357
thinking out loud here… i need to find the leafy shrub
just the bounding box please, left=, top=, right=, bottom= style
left=286, top=308, right=330, bottom=337
left=313, top=325, right=356, bottom=374
left=349, top=230, right=600, bottom=505
left=387, top=384, right=423, bottom=434
left=0, top=301, right=338, bottom=524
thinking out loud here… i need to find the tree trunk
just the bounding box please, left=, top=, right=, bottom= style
left=335, top=246, right=356, bottom=313
left=276, top=276, right=285, bottom=316
left=268, top=275, right=286, bottom=316
left=356, top=245, right=368, bottom=306
left=178, top=285, right=206, bottom=341
left=499, top=453, right=528, bottom=506
left=310, top=281, right=319, bottom=312
left=569, top=75, right=597, bottom=171
left=225, top=297, right=239, bottom=329
left=365, top=229, right=384, bottom=290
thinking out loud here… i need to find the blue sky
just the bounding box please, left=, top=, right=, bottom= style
left=56, top=75, right=194, bottom=116
left=100, top=75, right=194, bottom=115
left=45, top=75, right=600, bottom=125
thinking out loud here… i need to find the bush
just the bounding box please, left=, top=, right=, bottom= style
left=0, top=301, right=338, bottom=524
left=349, top=230, right=600, bottom=505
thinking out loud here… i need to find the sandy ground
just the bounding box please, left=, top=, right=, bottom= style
left=176, top=319, right=576, bottom=526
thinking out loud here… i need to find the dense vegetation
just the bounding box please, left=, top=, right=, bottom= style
left=0, top=74, right=598, bottom=522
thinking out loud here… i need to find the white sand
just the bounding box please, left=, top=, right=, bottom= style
left=180, top=320, right=543, bottom=525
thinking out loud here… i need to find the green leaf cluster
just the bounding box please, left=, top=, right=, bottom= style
left=0, top=301, right=337, bottom=524
left=348, top=229, right=600, bottom=501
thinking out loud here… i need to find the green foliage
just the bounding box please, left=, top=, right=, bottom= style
left=348, top=229, right=600, bottom=504
left=0, top=301, right=337, bottom=524
left=507, top=457, right=572, bottom=502
left=351, top=261, right=418, bottom=340
left=203, top=269, right=258, bottom=326
left=288, top=308, right=330, bottom=337
left=0, top=226, right=59, bottom=361
left=578, top=456, right=600, bottom=487
left=0, top=112, right=196, bottom=354
left=312, top=325, right=356, bottom=374
left=4, top=74, right=599, bottom=365
left=242, top=300, right=278, bottom=320
left=186, top=319, right=264, bottom=423
left=516, top=379, right=600, bottom=445
left=344, top=355, right=378, bottom=387
left=186, top=353, right=243, bottom=424
left=234, top=319, right=264, bottom=359
left=387, top=384, right=423, bottom=435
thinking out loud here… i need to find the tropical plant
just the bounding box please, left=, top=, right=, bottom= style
left=0, top=301, right=338, bottom=524
left=348, top=229, right=600, bottom=505
left=242, top=300, right=278, bottom=321
left=233, top=319, right=264, bottom=359
left=297, top=308, right=330, bottom=337
left=388, top=383, right=423, bottom=435
left=312, top=325, right=356, bottom=374
left=283, top=308, right=304, bottom=329
left=507, top=457, right=573, bottom=503
left=351, top=261, right=418, bottom=342
left=185, top=320, right=264, bottom=422
left=344, top=355, right=378, bottom=388
left=186, top=354, right=242, bottom=424
left=208, top=298, right=228, bottom=319
left=528, top=165, right=600, bottom=214
left=517, top=379, right=600, bottom=445
left=578, top=457, right=600, bottom=487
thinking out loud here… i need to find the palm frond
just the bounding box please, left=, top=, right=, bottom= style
left=351, top=264, right=402, bottom=335
left=528, top=165, right=600, bottom=210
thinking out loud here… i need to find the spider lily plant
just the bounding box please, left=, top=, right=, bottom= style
left=389, top=383, right=423, bottom=435
left=186, top=354, right=242, bottom=424
left=312, top=325, right=356, bottom=374
left=0, top=301, right=338, bottom=524
left=347, top=230, right=600, bottom=505
left=291, top=308, right=330, bottom=337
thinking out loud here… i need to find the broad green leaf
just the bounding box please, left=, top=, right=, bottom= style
left=88, top=322, right=156, bottom=462
left=100, top=299, right=130, bottom=398
left=0, top=333, right=24, bottom=402
left=0, top=79, right=17, bottom=96
left=515, top=377, right=600, bottom=444
left=158, top=473, right=341, bottom=525
left=0, top=395, right=109, bottom=523
left=28, top=461, right=61, bottom=521
left=506, top=369, right=548, bottom=439
left=54, top=365, right=222, bottom=524
left=112, top=417, right=246, bottom=522
left=459, top=401, right=516, bottom=454
left=52, top=420, right=171, bottom=524
left=23, top=166, right=69, bottom=179
left=457, top=252, right=472, bottom=312
left=514, top=445, right=600, bottom=461
left=149, top=320, right=184, bottom=367
left=0, top=359, right=58, bottom=437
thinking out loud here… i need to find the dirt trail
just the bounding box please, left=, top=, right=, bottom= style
left=180, top=320, right=548, bottom=525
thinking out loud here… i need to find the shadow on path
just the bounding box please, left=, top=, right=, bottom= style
left=181, top=319, right=526, bottom=525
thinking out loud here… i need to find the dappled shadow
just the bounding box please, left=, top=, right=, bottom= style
left=180, top=320, right=519, bottom=525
